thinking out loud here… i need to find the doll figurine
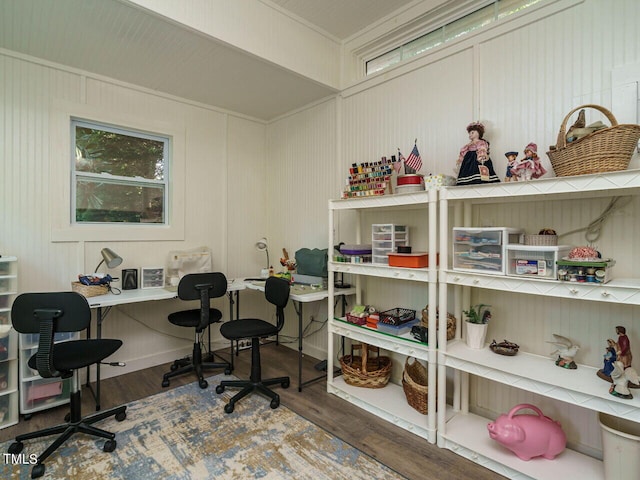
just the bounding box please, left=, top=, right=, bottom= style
left=616, top=325, right=632, bottom=368
left=454, top=122, right=500, bottom=185
left=510, top=143, right=547, bottom=181
left=504, top=151, right=518, bottom=182
left=609, top=361, right=640, bottom=399
left=597, top=338, right=618, bottom=381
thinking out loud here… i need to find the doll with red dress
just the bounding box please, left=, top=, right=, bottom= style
left=511, top=143, right=547, bottom=181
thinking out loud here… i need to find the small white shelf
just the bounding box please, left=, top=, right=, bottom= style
left=330, top=190, right=433, bottom=210
left=328, top=375, right=433, bottom=441
left=439, top=412, right=603, bottom=480
left=443, top=270, right=640, bottom=305
left=442, top=340, right=640, bottom=421
left=330, top=318, right=430, bottom=361
left=331, top=261, right=432, bottom=282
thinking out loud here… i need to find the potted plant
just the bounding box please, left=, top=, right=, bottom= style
left=464, top=304, right=491, bottom=349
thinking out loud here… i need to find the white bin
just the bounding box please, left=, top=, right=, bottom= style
left=599, top=413, right=640, bottom=478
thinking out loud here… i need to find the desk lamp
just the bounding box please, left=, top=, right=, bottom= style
left=94, top=248, right=123, bottom=273
left=255, top=238, right=270, bottom=269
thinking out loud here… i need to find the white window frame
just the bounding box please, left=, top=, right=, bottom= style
left=50, top=100, right=185, bottom=242
left=71, top=118, right=170, bottom=226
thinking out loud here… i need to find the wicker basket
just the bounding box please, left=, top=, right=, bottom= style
left=421, top=306, right=456, bottom=341
left=71, top=282, right=108, bottom=298
left=339, top=343, right=391, bottom=388
left=523, top=234, right=558, bottom=246
left=402, top=358, right=429, bottom=414
left=547, top=104, right=640, bottom=177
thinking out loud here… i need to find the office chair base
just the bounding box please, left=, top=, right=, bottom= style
left=9, top=403, right=127, bottom=479
left=162, top=341, right=231, bottom=389
left=216, top=376, right=290, bottom=413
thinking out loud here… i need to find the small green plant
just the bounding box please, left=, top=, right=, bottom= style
left=463, top=304, right=491, bottom=324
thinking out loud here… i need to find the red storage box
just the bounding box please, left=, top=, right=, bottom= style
left=387, top=252, right=438, bottom=268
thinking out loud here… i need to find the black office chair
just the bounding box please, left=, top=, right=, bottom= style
left=216, top=276, right=290, bottom=413
left=9, top=292, right=127, bottom=479
left=162, top=272, right=231, bottom=389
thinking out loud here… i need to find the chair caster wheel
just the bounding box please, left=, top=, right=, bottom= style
left=64, top=413, right=71, bottom=422
left=31, top=463, right=45, bottom=479
left=103, top=439, right=117, bottom=453
left=270, top=395, right=280, bottom=409
left=115, top=411, right=127, bottom=422
left=224, top=402, right=234, bottom=414
left=224, top=368, right=232, bottom=375
left=281, top=379, right=290, bottom=389
left=170, top=363, right=179, bottom=371
left=215, top=385, right=225, bottom=394
left=199, top=379, right=208, bottom=389
left=162, top=378, right=170, bottom=388
left=8, top=441, right=23, bottom=454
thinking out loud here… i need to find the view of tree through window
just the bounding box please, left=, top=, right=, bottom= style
left=72, top=120, right=169, bottom=224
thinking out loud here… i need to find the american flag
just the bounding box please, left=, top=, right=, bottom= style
left=405, top=143, right=422, bottom=172
left=395, top=149, right=405, bottom=172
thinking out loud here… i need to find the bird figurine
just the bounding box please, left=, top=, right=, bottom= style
left=547, top=334, right=580, bottom=369
left=609, top=361, right=640, bottom=399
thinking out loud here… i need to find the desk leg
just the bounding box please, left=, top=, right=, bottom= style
left=87, top=306, right=104, bottom=411
left=294, top=300, right=303, bottom=392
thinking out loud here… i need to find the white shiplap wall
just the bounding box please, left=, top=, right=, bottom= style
left=0, top=52, right=270, bottom=376
left=266, top=0, right=640, bottom=456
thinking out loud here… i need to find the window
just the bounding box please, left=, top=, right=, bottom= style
left=366, top=0, right=545, bottom=76
left=72, top=119, right=169, bottom=225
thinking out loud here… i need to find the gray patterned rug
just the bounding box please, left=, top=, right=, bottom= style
left=1, top=374, right=405, bottom=479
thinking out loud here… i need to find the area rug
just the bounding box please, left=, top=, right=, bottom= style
left=1, top=374, right=406, bottom=479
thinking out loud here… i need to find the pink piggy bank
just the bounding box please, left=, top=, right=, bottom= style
left=487, top=404, right=566, bottom=460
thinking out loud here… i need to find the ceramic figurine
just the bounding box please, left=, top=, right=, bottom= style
left=547, top=333, right=579, bottom=369
left=510, top=143, right=547, bottom=181
left=616, top=325, right=633, bottom=368
left=504, top=151, right=518, bottom=182
left=597, top=338, right=619, bottom=381
left=609, top=360, right=640, bottom=399
left=454, top=122, right=500, bottom=185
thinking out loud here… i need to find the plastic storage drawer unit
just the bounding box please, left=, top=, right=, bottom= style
left=453, top=227, right=523, bottom=275
left=506, top=245, right=572, bottom=278
left=372, top=224, right=409, bottom=265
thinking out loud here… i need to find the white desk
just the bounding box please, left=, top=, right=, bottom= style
left=240, top=279, right=355, bottom=391
left=86, top=288, right=177, bottom=409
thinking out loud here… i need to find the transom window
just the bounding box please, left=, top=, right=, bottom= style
left=366, top=0, right=545, bottom=76
left=71, top=119, right=169, bottom=225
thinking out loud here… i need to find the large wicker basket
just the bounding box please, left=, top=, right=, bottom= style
left=71, top=282, right=108, bottom=298
left=547, top=104, right=640, bottom=177
left=402, top=358, right=429, bottom=414
left=339, top=343, right=391, bottom=388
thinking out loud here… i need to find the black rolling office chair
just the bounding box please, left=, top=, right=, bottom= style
left=216, top=276, right=290, bottom=413
left=9, top=292, right=127, bottom=479
left=162, top=272, right=231, bottom=389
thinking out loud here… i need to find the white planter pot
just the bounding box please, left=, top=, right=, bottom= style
left=465, top=322, right=488, bottom=349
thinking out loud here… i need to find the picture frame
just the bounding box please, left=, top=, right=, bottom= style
left=140, top=267, right=165, bottom=289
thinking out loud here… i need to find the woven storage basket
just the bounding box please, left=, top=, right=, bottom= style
left=523, top=234, right=558, bottom=246
left=402, top=358, right=429, bottom=414
left=421, top=306, right=456, bottom=341
left=547, top=104, right=640, bottom=177
left=339, top=343, right=391, bottom=388
left=71, top=282, right=108, bottom=298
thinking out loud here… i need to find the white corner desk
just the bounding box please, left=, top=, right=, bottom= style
left=86, top=288, right=178, bottom=409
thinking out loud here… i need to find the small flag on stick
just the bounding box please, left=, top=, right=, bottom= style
left=405, top=140, right=422, bottom=174
left=395, top=149, right=405, bottom=173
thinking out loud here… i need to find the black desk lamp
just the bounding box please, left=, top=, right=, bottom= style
left=94, top=248, right=123, bottom=273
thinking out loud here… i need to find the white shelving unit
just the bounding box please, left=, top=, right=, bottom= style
left=327, top=189, right=439, bottom=443
left=0, top=256, right=19, bottom=429
left=437, top=169, right=640, bottom=479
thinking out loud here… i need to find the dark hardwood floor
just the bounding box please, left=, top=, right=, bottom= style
left=1, top=344, right=503, bottom=480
